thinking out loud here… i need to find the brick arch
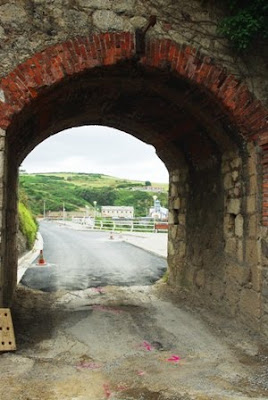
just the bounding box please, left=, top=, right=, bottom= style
left=0, top=32, right=267, bottom=224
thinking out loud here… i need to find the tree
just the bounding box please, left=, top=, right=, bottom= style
left=145, top=181, right=152, bottom=186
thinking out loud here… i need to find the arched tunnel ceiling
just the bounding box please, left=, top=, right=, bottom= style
left=7, top=62, right=243, bottom=169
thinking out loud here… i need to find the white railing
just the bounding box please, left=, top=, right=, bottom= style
left=70, top=217, right=168, bottom=233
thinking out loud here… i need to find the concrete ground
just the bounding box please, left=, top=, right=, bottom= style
left=54, top=220, right=168, bottom=258
left=1, top=284, right=267, bottom=400
left=5, top=222, right=266, bottom=400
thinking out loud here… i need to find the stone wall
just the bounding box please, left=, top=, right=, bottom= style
left=167, top=143, right=266, bottom=333
left=0, top=2, right=266, bottom=335
left=0, top=0, right=266, bottom=104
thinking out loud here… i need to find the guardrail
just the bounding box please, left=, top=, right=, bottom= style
left=71, top=217, right=168, bottom=233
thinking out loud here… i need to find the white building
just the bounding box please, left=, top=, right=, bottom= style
left=149, top=199, right=168, bottom=220
left=101, top=206, right=134, bottom=219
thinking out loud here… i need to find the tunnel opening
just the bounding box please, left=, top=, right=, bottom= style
left=0, top=48, right=263, bottom=332
left=18, top=125, right=169, bottom=292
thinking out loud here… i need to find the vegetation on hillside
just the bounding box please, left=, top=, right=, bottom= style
left=218, top=0, right=268, bottom=50
left=18, top=201, right=38, bottom=249
left=19, top=173, right=168, bottom=218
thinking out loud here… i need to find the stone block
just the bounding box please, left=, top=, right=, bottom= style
left=176, top=242, right=186, bottom=258
left=231, top=170, right=239, bottom=182
left=168, top=211, right=174, bottom=224
left=169, top=224, right=185, bottom=240
left=211, top=277, right=225, bottom=301
left=261, top=239, right=268, bottom=262
left=224, top=214, right=235, bottom=237
left=130, top=16, right=147, bottom=28
left=221, top=162, right=230, bottom=174
left=230, top=157, right=241, bottom=169
left=92, top=10, right=132, bottom=31
left=237, top=240, right=243, bottom=262
left=170, top=170, right=180, bottom=183
left=225, top=281, right=240, bottom=315
left=245, top=239, right=261, bottom=265
left=178, top=214, right=186, bottom=226
left=225, top=237, right=237, bottom=256
left=248, top=214, right=258, bottom=238
left=195, top=269, right=205, bottom=289
left=0, top=137, right=5, bottom=151
left=184, top=266, right=195, bottom=288
left=225, top=264, right=248, bottom=286
left=173, top=197, right=180, bottom=209
left=77, top=0, right=111, bottom=9
left=235, top=214, right=243, bottom=237
left=168, top=241, right=175, bottom=256
left=248, top=151, right=258, bottom=177
left=112, top=0, right=135, bottom=13
left=170, top=183, right=178, bottom=197
left=247, top=195, right=256, bottom=213
left=223, top=174, right=233, bottom=190
left=251, top=265, right=262, bottom=292
left=249, top=175, right=259, bottom=196
left=227, top=198, right=241, bottom=215
left=239, top=289, right=261, bottom=319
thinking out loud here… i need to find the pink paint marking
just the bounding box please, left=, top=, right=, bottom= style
left=167, top=355, right=181, bottom=362
left=143, top=341, right=153, bottom=351
left=92, top=287, right=105, bottom=294
left=103, top=383, right=111, bottom=398
left=76, top=361, right=102, bottom=370
left=137, top=370, right=146, bottom=376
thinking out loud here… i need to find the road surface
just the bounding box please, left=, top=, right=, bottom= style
left=21, top=221, right=167, bottom=291
left=4, top=284, right=268, bottom=400
left=9, top=221, right=267, bottom=399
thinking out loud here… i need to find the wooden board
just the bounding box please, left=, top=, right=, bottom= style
left=0, top=308, right=16, bottom=351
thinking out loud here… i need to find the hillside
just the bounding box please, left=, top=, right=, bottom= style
left=19, top=173, right=168, bottom=217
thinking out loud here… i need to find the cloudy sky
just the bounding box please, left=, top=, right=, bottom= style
left=21, top=126, right=169, bottom=183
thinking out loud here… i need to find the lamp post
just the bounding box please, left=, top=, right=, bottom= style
left=93, top=201, right=97, bottom=220
left=62, top=202, right=66, bottom=221
left=152, top=195, right=157, bottom=232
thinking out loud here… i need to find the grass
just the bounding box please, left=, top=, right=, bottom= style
left=19, top=172, right=169, bottom=217
left=18, top=202, right=38, bottom=249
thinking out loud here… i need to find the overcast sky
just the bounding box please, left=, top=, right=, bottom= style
left=21, top=126, right=169, bottom=183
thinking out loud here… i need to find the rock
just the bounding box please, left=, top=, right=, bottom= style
left=92, top=10, right=132, bottom=31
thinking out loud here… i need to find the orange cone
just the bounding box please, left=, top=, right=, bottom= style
left=38, top=250, right=46, bottom=265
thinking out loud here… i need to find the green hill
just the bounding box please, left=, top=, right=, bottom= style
left=19, top=173, right=168, bottom=218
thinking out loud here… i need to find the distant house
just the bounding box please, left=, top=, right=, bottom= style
left=131, top=186, right=165, bottom=193
left=101, top=206, right=134, bottom=219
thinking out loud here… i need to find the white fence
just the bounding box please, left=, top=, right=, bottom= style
left=70, top=217, right=168, bottom=233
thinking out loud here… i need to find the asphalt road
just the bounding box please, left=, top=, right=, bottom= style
left=21, top=221, right=167, bottom=291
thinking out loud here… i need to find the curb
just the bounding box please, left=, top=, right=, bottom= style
left=17, top=232, right=43, bottom=283
left=122, top=239, right=167, bottom=260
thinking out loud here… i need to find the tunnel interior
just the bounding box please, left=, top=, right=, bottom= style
left=3, top=61, right=261, bottom=324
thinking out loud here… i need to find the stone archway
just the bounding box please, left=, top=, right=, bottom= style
left=0, top=33, right=267, bottom=335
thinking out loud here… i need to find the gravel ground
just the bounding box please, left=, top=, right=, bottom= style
left=1, top=283, right=267, bottom=400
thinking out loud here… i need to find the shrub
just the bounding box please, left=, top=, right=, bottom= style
left=18, top=202, right=38, bottom=249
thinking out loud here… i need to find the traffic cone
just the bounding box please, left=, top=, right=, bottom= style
left=109, top=231, right=114, bottom=240
left=37, top=250, right=46, bottom=265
